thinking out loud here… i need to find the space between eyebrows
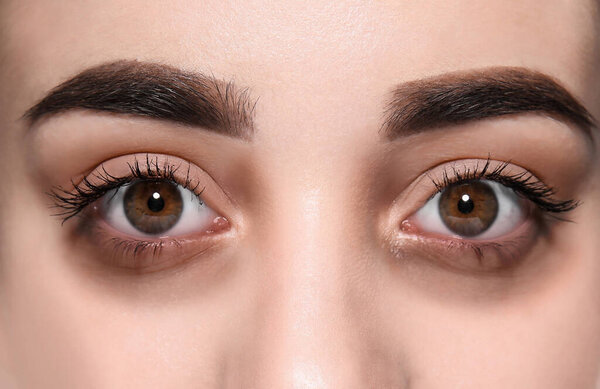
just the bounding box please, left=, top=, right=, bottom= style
left=382, top=67, right=597, bottom=141
left=23, top=60, right=257, bottom=141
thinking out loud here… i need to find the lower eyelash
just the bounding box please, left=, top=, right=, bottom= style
left=391, top=229, right=538, bottom=273
left=448, top=235, right=533, bottom=268
left=105, top=236, right=183, bottom=265
left=81, top=224, right=220, bottom=272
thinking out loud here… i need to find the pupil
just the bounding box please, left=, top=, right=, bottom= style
left=457, top=193, right=475, bottom=214
left=147, top=192, right=165, bottom=212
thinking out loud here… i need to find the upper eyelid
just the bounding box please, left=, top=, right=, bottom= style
left=426, top=161, right=578, bottom=214
left=429, top=158, right=509, bottom=189
left=386, top=158, right=577, bottom=225
left=49, top=155, right=210, bottom=222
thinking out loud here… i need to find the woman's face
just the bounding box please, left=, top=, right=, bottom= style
left=1, top=1, right=599, bottom=387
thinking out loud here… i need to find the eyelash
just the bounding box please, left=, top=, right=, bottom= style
left=429, top=159, right=578, bottom=215
left=49, top=154, right=205, bottom=224
left=50, top=156, right=578, bottom=271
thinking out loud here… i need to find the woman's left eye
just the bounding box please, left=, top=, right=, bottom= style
left=411, top=179, right=529, bottom=240
left=100, top=179, right=217, bottom=237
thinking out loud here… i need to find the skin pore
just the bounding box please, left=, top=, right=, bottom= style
left=0, top=0, right=599, bottom=387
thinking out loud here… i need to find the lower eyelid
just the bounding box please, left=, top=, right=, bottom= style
left=392, top=215, right=540, bottom=273
left=73, top=216, right=231, bottom=272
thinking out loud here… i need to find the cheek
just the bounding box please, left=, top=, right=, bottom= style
left=376, top=249, right=600, bottom=387
left=1, top=235, right=249, bottom=386
left=0, top=185, right=239, bottom=386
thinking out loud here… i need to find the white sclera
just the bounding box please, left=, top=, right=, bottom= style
left=412, top=180, right=526, bottom=240
left=101, top=183, right=217, bottom=238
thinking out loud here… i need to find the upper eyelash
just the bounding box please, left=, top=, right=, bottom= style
left=52, top=155, right=578, bottom=229
left=49, top=154, right=204, bottom=223
left=429, top=158, right=579, bottom=214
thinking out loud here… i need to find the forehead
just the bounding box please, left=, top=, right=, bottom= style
left=1, top=0, right=598, bottom=123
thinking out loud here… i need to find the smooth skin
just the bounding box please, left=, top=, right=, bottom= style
left=1, top=1, right=600, bottom=387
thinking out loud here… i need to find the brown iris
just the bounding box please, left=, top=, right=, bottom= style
left=439, top=181, right=498, bottom=237
left=123, top=180, right=183, bottom=234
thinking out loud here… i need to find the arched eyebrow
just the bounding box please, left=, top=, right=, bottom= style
left=382, top=67, right=596, bottom=140
left=24, top=60, right=257, bottom=141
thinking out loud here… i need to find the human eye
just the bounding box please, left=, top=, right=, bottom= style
left=394, top=159, right=579, bottom=273
left=50, top=154, right=231, bottom=272
left=412, top=179, right=527, bottom=239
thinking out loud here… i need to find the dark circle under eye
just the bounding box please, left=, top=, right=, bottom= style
left=123, top=180, right=183, bottom=234
left=439, top=181, right=498, bottom=237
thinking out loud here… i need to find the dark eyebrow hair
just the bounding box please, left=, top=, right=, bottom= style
left=24, top=60, right=256, bottom=140
left=382, top=67, right=596, bottom=140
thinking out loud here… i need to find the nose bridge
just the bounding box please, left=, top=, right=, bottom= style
left=239, top=86, right=403, bottom=386
left=250, top=181, right=367, bottom=388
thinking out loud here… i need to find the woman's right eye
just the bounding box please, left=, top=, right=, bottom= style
left=100, top=179, right=218, bottom=238
left=49, top=154, right=236, bottom=271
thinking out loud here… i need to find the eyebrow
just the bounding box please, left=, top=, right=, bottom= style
left=24, top=60, right=256, bottom=140
left=382, top=67, right=596, bottom=140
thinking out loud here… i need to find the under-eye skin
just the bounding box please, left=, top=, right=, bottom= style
left=395, top=159, right=579, bottom=273
left=49, top=154, right=231, bottom=272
